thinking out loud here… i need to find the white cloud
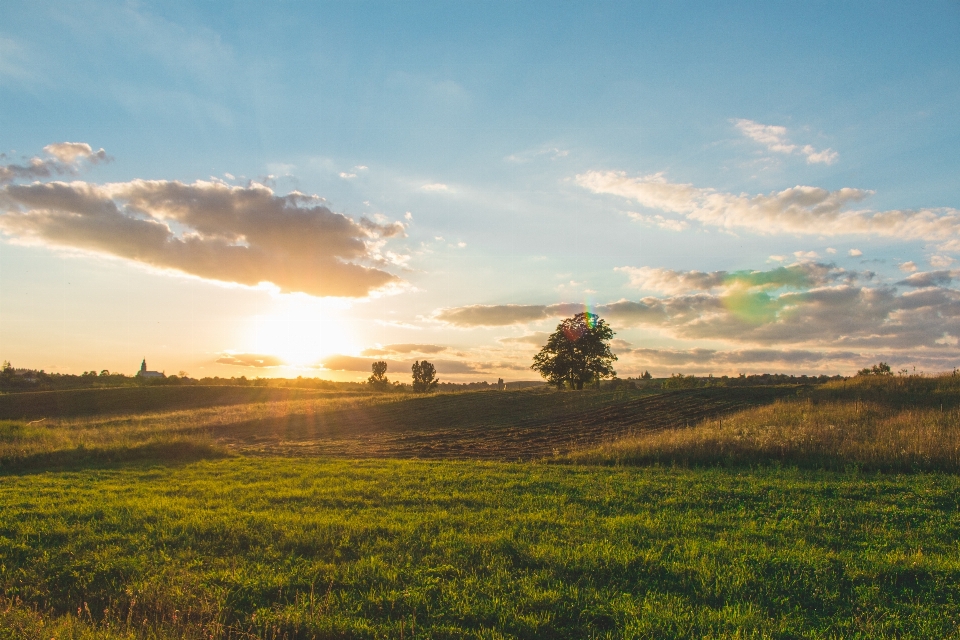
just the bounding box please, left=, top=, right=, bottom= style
left=43, top=142, right=108, bottom=165
left=339, top=172, right=357, bottom=179
left=734, top=120, right=797, bottom=154
left=849, top=249, right=863, bottom=257
left=420, top=183, right=449, bottom=192
left=0, top=142, right=109, bottom=185
left=616, top=263, right=849, bottom=295
left=0, top=147, right=406, bottom=297
left=576, top=170, right=960, bottom=252
left=733, top=118, right=838, bottom=165
left=826, top=248, right=837, bottom=254
left=899, top=261, right=919, bottom=273
left=404, top=212, right=413, bottom=221
left=794, top=250, right=819, bottom=260
left=617, top=266, right=727, bottom=293
left=931, top=255, right=954, bottom=268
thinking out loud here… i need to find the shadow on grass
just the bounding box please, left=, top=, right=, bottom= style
left=0, top=440, right=230, bottom=475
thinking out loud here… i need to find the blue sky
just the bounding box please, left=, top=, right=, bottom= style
left=2, top=1, right=959, bottom=380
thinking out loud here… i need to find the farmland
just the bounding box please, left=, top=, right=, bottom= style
left=1, top=378, right=959, bottom=638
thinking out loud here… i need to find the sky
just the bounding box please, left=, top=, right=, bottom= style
left=2, top=1, right=960, bottom=381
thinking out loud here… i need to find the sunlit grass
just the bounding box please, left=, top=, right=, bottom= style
left=570, top=398, right=960, bottom=471
left=2, top=459, right=960, bottom=638
left=0, top=394, right=407, bottom=470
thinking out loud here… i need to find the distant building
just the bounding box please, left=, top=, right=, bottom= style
left=137, top=359, right=164, bottom=379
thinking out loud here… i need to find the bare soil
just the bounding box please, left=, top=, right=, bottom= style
left=205, top=387, right=797, bottom=460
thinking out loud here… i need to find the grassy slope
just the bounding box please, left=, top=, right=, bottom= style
left=0, top=386, right=351, bottom=420
left=572, top=376, right=960, bottom=471
left=0, top=386, right=795, bottom=470
left=2, top=459, right=960, bottom=639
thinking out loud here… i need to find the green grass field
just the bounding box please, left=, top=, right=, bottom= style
left=4, top=459, right=960, bottom=639
left=1, top=377, right=960, bottom=638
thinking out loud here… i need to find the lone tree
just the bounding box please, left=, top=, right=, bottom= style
left=368, top=360, right=390, bottom=390
left=532, top=312, right=617, bottom=389
left=857, top=362, right=892, bottom=377
left=411, top=360, right=439, bottom=393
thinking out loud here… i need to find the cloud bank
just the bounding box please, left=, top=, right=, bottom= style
left=437, top=264, right=960, bottom=353
left=0, top=145, right=405, bottom=297
left=576, top=170, right=960, bottom=252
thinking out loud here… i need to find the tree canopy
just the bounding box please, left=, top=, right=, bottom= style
left=368, top=360, right=390, bottom=390
left=857, top=362, right=892, bottom=377
left=411, top=360, right=439, bottom=393
left=531, top=312, right=617, bottom=390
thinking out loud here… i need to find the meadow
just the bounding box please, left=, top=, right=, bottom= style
left=572, top=375, right=960, bottom=472
left=1, top=376, right=959, bottom=638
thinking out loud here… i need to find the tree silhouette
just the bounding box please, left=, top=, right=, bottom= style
left=411, top=360, right=439, bottom=393
left=368, top=360, right=390, bottom=390
left=532, top=312, right=617, bottom=390
left=857, top=362, right=892, bottom=377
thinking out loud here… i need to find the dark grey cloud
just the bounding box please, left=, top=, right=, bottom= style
left=626, top=347, right=860, bottom=367
left=436, top=304, right=550, bottom=327
left=437, top=283, right=960, bottom=351
left=898, top=270, right=957, bottom=288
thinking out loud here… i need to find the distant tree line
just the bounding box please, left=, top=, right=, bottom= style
left=603, top=372, right=844, bottom=391
left=0, top=357, right=933, bottom=395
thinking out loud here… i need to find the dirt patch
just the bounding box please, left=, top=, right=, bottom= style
left=208, top=387, right=796, bottom=460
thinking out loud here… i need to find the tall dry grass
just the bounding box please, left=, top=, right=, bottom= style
left=0, top=392, right=411, bottom=471
left=570, top=399, right=960, bottom=471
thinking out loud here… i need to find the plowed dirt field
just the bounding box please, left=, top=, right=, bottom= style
left=209, top=387, right=797, bottom=459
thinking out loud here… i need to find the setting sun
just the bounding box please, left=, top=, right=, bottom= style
left=243, top=295, right=357, bottom=368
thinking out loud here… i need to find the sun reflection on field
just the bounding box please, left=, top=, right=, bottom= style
left=243, top=295, right=357, bottom=367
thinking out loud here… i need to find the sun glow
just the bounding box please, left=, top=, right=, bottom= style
left=243, top=295, right=358, bottom=368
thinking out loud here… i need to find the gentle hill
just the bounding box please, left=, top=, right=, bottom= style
left=0, top=385, right=349, bottom=420
left=205, top=386, right=796, bottom=459
left=0, top=385, right=798, bottom=472
left=571, top=374, right=960, bottom=472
